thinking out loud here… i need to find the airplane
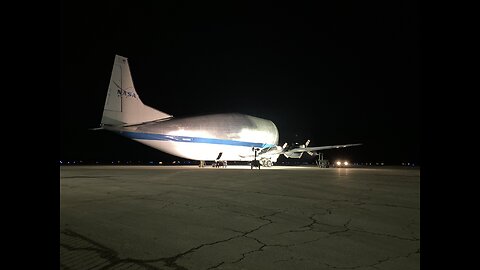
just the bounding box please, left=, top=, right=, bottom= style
left=97, top=55, right=361, bottom=167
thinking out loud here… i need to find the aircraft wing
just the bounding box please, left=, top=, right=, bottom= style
left=240, top=143, right=362, bottom=161
left=286, top=143, right=362, bottom=153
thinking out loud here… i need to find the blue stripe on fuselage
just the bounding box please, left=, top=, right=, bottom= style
left=117, top=131, right=275, bottom=148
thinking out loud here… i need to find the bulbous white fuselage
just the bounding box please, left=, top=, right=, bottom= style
left=109, top=113, right=280, bottom=161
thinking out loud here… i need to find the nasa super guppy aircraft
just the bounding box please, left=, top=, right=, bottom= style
left=98, top=55, right=361, bottom=167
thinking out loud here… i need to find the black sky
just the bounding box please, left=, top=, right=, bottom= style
left=60, top=1, right=420, bottom=164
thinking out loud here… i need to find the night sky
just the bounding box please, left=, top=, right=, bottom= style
left=60, top=1, right=420, bottom=165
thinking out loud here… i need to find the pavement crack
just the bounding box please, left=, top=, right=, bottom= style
left=223, top=211, right=328, bottom=265
left=351, top=228, right=420, bottom=241
left=142, top=233, right=245, bottom=270
left=301, top=213, right=322, bottom=230
left=323, top=248, right=420, bottom=269
left=369, top=202, right=419, bottom=210
left=275, top=211, right=344, bottom=236
left=218, top=211, right=283, bottom=265
left=205, top=261, right=224, bottom=270
left=328, top=219, right=352, bottom=235
left=140, top=211, right=283, bottom=269
left=281, top=213, right=324, bottom=234
left=229, top=237, right=266, bottom=264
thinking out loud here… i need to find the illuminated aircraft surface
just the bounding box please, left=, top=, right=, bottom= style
left=98, top=55, right=361, bottom=167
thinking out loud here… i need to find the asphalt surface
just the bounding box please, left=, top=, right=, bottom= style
left=60, top=165, right=420, bottom=270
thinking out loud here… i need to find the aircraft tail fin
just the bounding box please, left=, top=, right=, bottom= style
left=101, top=55, right=172, bottom=126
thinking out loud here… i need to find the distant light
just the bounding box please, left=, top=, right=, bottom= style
left=60, top=161, right=62, bottom=164
left=344, top=161, right=348, bottom=166
left=159, top=161, right=162, bottom=164
left=336, top=161, right=341, bottom=166
left=381, top=162, right=384, bottom=166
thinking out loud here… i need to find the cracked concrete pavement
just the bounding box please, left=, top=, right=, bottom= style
left=60, top=165, right=420, bottom=270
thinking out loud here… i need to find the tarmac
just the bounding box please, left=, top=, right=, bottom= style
left=60, top=165, right=420, bottom=270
